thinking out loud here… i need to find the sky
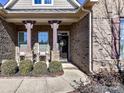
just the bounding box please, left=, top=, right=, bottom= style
left=0, top=0, right=8, bottom=5
left=0, top=0, right=85, bottom=5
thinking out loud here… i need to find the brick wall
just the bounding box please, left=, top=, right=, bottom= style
left=0, top=18, right=16, bottom=62
left=70, top=15, right=89, bottom=73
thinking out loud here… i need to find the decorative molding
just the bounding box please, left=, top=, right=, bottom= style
left=22, top=20, right=36, bottom=24
left=48, top=20, right=61, bottom=24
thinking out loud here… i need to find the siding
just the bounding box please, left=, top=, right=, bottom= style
left=9, top=0, right=75, bottom=9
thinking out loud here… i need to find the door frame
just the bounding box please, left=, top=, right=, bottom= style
left=58, top=31, right=70, bottom=61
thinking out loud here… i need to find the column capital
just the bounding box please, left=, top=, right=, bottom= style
left=23, top=20, right=36, bottom=30
left=22, top=20, right=36, bottom=24
left=49, top=20, right=61, bottom=29
left=48, top=20, right=61, bottom=24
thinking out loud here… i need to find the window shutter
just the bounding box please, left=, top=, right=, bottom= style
left=111, top=16, right=120, bottom=59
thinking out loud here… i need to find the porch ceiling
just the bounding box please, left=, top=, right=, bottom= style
left=5, top=11, right=85, bottom=25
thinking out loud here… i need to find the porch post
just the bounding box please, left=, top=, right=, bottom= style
left=23, top=21, right=35, bottom=51
left=22, top=20, right=35, bottom=61
left=48, top=20, right=61, bottom=61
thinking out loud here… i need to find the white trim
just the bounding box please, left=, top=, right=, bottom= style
left=4, top=0, right=16, bottom=8
left=73, top=0, right=81, bottom=7
left=89, top=11, right=93, bottom=73
left=58, top=31, right=70, bottom=61
left=6, top=10, right=77, bottom=13
left=32, top=0, right=54, bottom=6
left=6, top=18, right=79, bottom=24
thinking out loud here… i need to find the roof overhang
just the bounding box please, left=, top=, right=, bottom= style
left=4, top=0, right=16, bottom=9
left=0, top=0, right=98, bottom=25
left=83, top=0, right=98, bottom=9
left=5, top=11, right=85, bottom=25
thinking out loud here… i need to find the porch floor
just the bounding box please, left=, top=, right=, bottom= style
left=0, top=63, right=88, bottom=93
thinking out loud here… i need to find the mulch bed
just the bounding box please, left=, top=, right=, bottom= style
left=0, top=71, right=64, bottom=78
left=48, top=71, right=64, bottom=77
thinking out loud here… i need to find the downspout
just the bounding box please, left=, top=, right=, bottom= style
left=81, top=8, right=95, bottom=74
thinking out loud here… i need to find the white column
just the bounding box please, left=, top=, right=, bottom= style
left=25, top=23, right=33, bottom=51
left=51, top=23, right=59, bottom=51
left=23, top=21, right=35, bottom=51
left=49, top=20, right=61, bottom=51
left=48, top=20, right=61, bottom=61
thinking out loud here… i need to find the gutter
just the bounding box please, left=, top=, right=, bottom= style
left=81, top=8, right=95, bottom=74
left=78, top=0, right=98, bottom=74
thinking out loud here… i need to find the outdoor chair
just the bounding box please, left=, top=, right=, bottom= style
left=33, top=43, right=50, bottom=67
left=16, top=44, right=33, bottom=63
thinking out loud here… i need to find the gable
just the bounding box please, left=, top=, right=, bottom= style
left=5, top=0, right=79, bottom=10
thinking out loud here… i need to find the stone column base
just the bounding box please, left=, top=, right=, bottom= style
left=51, top=50, right=60, bottom=61
left=25, top=51, right=33, bottom=61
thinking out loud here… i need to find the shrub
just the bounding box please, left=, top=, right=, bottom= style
left=71, top=70, right=122, bottom=93
left=1, top=60, right=18, bottom=76
left=49, top=61, right=63, bottom=73
left=32, top=61, right=47, bottom=76
left=91, top=69, right=122, bottom=87
left=19, top=60, right=33, bottom=76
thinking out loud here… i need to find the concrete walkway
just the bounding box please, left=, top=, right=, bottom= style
left=0, top=63, right=88, bottom=93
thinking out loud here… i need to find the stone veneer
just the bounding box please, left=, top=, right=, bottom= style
left=70, top=15, right=89, bottom=73
left=92, top=0, right=124, bottom=72
left=0, top=18, right=16, bottom=62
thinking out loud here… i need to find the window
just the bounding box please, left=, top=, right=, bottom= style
left=33, top=0, right=53, bottom=5
left=120, top=19, right=124, bottom=59
left=38, top=32, right=48, bottom=44
left=34, top=0, right=42, bottom=4
left=18, top=32, right=27, bottom=47
left=44, top=0, right=52, bottom=4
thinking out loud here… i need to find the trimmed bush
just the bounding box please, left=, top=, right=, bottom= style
left=1, top=60, right=18, bottom=76
left=49, top=61, right=63, bottom=73
left=32, top=61, right=47, bottom=76
left=19, top=60, right=33, bottom=76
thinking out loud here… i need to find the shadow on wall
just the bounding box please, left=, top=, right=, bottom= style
left=70, top=14, right=89, bottom=74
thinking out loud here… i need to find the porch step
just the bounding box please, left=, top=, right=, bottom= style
left=62, top=63, right=78, bottom=70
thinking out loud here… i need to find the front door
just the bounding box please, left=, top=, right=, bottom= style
left=58, top=32, right=69, bottom=60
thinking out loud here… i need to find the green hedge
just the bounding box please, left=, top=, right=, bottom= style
left=32, top=61, right=47, bottom=76
left=19, top=60, right=33, bottom=76
left=1, top=60, right=18, bottom=76
left=49, top=61, right=63, bottom=73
